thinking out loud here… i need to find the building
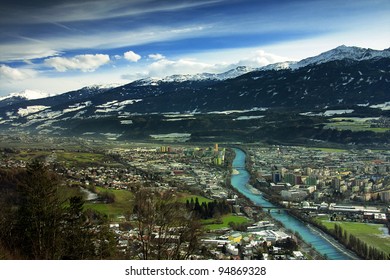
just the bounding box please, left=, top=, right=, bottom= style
left=226, top=244, right=239, bottom=256
left=292, top=251, right=305, bottom=260
left=380, top=190, right=390, bottom=202
left=283, top=173, right=296, bottom=185
left=228, top=232, right=243, bottom=244
left=332, top=177, right=341, bottom=189
left=305, top=175, right=317, bottom=186
left=272, top=171, right=281, bottom=183
left=281, top=189, right=307, bottom=202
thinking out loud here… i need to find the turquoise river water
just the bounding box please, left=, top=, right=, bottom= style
left=230, top=148, right=357, bottom=260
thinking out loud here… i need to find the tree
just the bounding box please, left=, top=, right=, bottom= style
left=132, top=188, right=203, bottom=260
left=13, top=160, right=65, bottom=259
left=187, top=198, right=231, bottom=219
left=0, top=161, right=116, bottom=260
left=62, top=196, right=96, bottom=259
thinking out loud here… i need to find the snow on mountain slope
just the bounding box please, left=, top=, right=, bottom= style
left=260, top=45, right=390, bottom=71
left=215, top=66, right=253, bottom=80
left=85, top=83, right=124, bottom=90
left=134, top=66, right=253, bottom=86
left=0, top=84, right=120, bottom=103
left=0, top=89, right=51, bottom=101
left=295, top=45, right=390, bottom=68
left=144, top=46, right=390, bottom=77
left=17, top=105, right=50, bottom=117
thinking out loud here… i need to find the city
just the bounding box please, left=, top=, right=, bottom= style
left=0, top=134, right=388, bottom=260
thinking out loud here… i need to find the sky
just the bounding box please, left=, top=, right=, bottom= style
left=0, top=0, right=389, bottom=96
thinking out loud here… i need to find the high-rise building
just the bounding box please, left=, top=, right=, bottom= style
left=332, top=177, right=341, bottom=189
left=284, top=173, right=296, bottom=185
left=305, top=175, right=317, bottom=186
left=214, top=156, right=223, bottom=165
left=304, top=167, right=313, bottom=176
left=272, top=171, right=281, bottom=183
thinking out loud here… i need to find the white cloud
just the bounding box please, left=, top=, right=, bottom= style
left=0, top=64, right=37, bottom=81
left=0, top=23, right=210, bottom=62
left=147, top=58, right=219, bottom=77
left=114, top=55, right=122, bottom=60
left=144, top=49, right=289, bottom=78
left=44, top=54, right=110, bottom=72
left=148, top=53, right=166, bottom=60
left=124, top=51, right=141, bottom=62
left=118, top=49, right=289, bottom=81
left=235, top=50, right=289, bottom=68
left=0, top=42, right=61, bottom=62
left=0, top=68, right=129, bottom=97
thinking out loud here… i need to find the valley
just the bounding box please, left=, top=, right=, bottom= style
left=0, top=45, right=389, bottom=261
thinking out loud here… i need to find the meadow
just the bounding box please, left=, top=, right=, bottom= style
left=203, top=214, right=249, bottom=230
left=325, top=117, right=390, bottom=133
left=316, top=216, right=390, bottom=255
left=85, top=187, right=134, bottom=221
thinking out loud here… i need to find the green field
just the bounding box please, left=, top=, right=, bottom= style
left=85, top=187, right=133, bottom=221
left=9, top=150, right=107, bottom=166
left=57, top=152, right=105, bottom=163
left=325, top=118, right=390, bottom=133
left=316, top=217, right=390, bottom=255
left=13, top=150, right=51, bottom=161
left=307, top=147, right=347, bottom=153
left=203, top=214, right=249, bottom=230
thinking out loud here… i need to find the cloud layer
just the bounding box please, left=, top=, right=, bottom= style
left=0, top=64, right=36, bottom=81
left=0, top=0, right=389, bottom=96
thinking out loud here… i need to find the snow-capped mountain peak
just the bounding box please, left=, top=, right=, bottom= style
left=85, top=83, right=124, bottom=90
left=217, top=66, right=253, bottom=79
left=130, top=46, right=390, bottom=87
left=295, top=45, right=390, bottom=68
left=258, top=45, right=390, bottom=71
left=133, top=66, right=254, bottom=86
left=259, top=61, right=294, bottom=71
left=0, top=89, right=51, bottom=102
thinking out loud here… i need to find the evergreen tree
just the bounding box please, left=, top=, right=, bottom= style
left=14, top=160, right=64, bottom=259
left=62, top=196, right=96, bottom=259
left=0, top=162, right=116, bottom=259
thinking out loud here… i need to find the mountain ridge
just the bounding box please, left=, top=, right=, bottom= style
left=1, top=45, right=389, bottom=101
left=0, top=45, right=389, bottom=144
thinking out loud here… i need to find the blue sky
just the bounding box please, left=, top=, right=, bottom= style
left=0, top=0, right=389, bottom=96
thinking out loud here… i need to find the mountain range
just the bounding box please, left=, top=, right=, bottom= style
left=0, top=45, right=389, bottom=144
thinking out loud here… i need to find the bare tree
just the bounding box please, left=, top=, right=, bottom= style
left=132, top=188, right=203, bottom=260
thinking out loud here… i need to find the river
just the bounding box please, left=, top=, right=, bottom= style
left=80, top=186, right=98, bottom=201
left=230, top=148, right=357, bottom=260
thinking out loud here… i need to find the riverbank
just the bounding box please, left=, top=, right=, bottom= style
left=230, top=147, right=356, bottom=260
left=226, top=148, right=325, bottom=259
left=305, top=224, right=360, bottom=260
